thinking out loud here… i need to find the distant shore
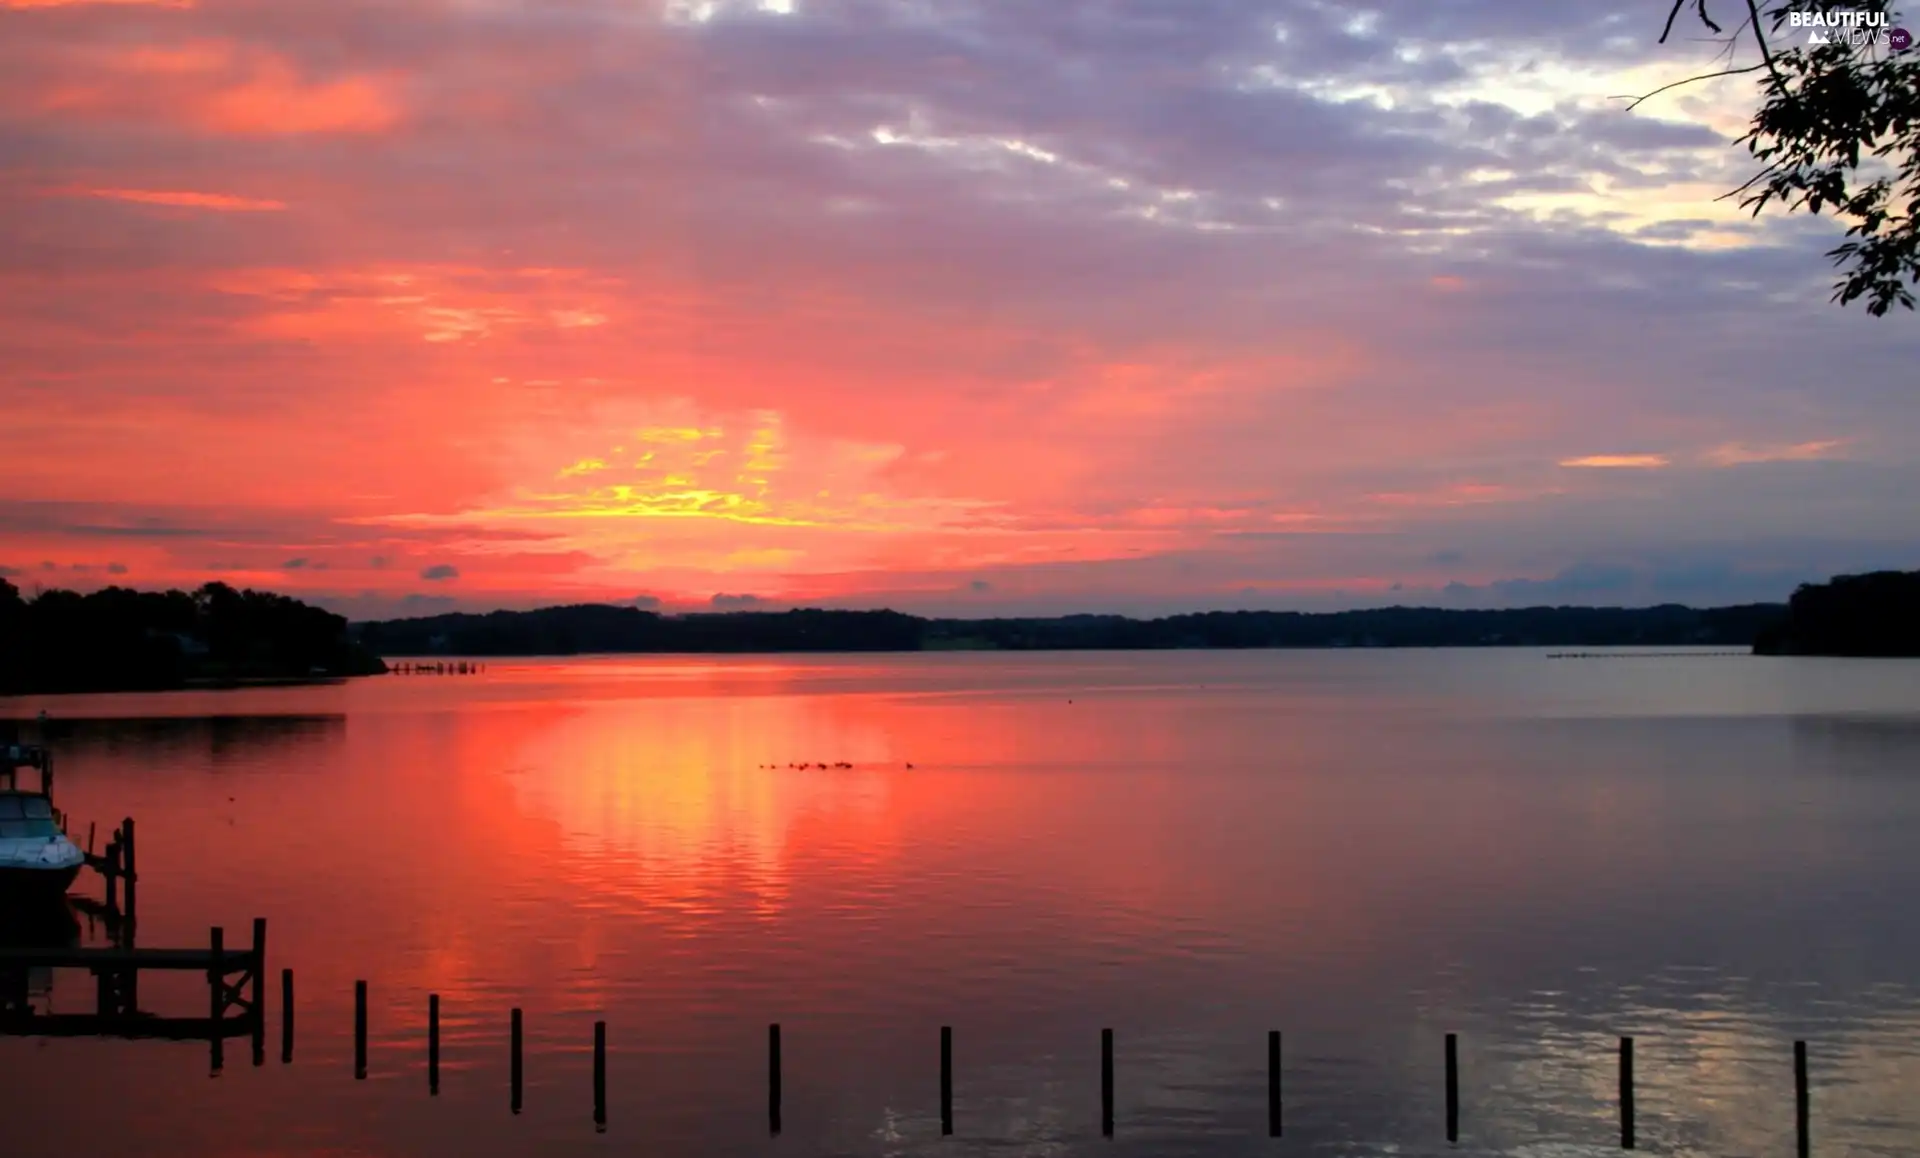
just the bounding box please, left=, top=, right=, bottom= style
left=13, top=568, right=1920, bottom=699
left=352, top=602, right=1788, bottom=658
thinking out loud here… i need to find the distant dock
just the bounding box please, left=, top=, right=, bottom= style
left=389, top=661, right=485, bottom=675
left=1547, top=651, right=1748, bottom=659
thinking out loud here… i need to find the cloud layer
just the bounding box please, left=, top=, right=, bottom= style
left=3, top=0, right=1917, bottom=616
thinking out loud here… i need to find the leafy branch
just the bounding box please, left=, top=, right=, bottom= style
left=1641, top=0, right=1920, bottom=314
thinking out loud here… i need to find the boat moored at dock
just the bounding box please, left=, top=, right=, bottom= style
left=0, top=744, right=85, bottom=905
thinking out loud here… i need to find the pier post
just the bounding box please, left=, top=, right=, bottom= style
left=940, top=1026, right=953, bottom=1136
left=1101, top=1028, right=1114, bottom=1137
left=1445, top=1033, right=1459, bottom=1143
left=207, top=925, right=224, bottom=1022
left=428, top=994, right=440, bottom=1094
left=355, top=980, right=368, bottom=1079
left=768, top=1023, right=782, bottom=1136
left=104, top=833, right=119, bottom=910
left=208, top=926, right=225, bottom=1073
left=281, top=969, right=294, bottom=1063
left=593, top=1020, right=607, bottom=1129
left=249, top=918, right=267, bottom=1066
left=1795, top=1040, right=1810, bottom=1158
left=121, top=818, right=136, bottom=924
left=1268, top=1030, right=1282, bottom=1138
left=510, top=1007, right=523, bottom=1114
left=1620, top=1036, right=1634, bottom=1149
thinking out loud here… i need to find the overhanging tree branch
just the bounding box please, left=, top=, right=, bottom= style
left=1616, top=62, right=1767, bottom=112
left=1641, top=0, right=1919, bottom=315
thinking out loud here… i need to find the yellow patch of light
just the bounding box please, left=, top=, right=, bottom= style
left=528, top=487, right=817, bottom=527
left=1362, top=44, right=1765, bottom=250
left=558, top=458, right=607, bottom=478
left=1495, top=178, right=1759, bottom=249
left=1561, top=454, right=1670, bottom=469
left=1436, top=51, right=1752, bottom=138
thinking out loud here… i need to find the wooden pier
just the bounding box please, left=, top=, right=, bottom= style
left=2, top=739, right=268, bottom=1059
left=0, top=919, right=268, bottom=1043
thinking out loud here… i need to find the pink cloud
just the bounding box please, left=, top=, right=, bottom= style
left=1559, top=454, right=1671, bottom=469
left=2, top=0, right=191, bottom=7
left=1701, top=440, right=1847, bottom=466
left=61, top=186, right=285, bottom=210
left=28, top=40, right=401, bottom=136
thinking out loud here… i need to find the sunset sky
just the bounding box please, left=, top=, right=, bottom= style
left=3, top=0, right=1916, bottom=620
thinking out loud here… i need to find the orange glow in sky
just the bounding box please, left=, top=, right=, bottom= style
left=1, top=0, right=1912, bottom=618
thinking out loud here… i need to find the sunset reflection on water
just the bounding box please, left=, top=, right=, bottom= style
left=4, top=650, right=1920, bottom=1156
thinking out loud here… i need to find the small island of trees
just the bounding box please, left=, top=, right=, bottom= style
left=0, top=579, right=388, bottom=696
left=1753, top=570, right=1920, bottom=657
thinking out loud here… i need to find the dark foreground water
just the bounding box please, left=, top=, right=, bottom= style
left=3, top=649, right=1920, bottom=1157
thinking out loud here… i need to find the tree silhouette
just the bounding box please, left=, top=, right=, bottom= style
left=0, top=580, right=385, bottom=694
left=1651, top=0, right=1920, bottom=314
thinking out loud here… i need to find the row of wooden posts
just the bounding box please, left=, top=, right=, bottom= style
left=388, top=662, right=484, bottom=675
left=296, top=975, right=1817, bottom=1152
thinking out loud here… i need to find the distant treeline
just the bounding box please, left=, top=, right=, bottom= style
left=0, top=579, right=388, bottom=695
left=353, top=601, right=1789, bottom=656
left=1755, top=570, right=1920, bottom=656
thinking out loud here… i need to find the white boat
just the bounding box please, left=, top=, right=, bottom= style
left=0, top=745, right=84, bottom=904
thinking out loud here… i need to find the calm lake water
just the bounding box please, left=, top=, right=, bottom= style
left=4, top=649, right=1920, bottom=1157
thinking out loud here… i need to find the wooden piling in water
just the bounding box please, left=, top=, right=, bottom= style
left=768, top=1023, right=782, bottom=1136
left=428, top=994, right=440, bottom=1094
left=104, top=833, right=119, bottom=909
left=1444, top=1032, right=1459, bottom=1143
left=1620, top=1036, right=1634, bottom=1149
left=121, top=818, right=137, bottom=922
left=510, top=1007, right=523, bottom=1114
left=280, top=969, right=293, bottom=1063
left=354, top=980, right=367, bottom=1079
left=1100, top=1027, right=1114, bottom=1137
left=1268, top=1030, right=1282, bottom=1138
left=1795, top=1040, right=1810, bottom=1158
left=206, top=927, right=222, bottom=1017
left=940, top=1026, right=953, bottom=1136
left=249, top=918, right=267, bottom=1066
left=208, top=926, right=224, bottom=1073
left=593, top=1020, right=607, bottom=1129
